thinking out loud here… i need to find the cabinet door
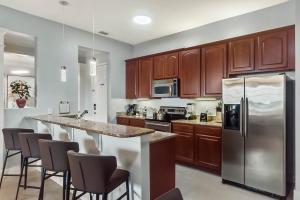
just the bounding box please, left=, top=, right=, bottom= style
left=228, top=37, right=255, bottom=74
left=138, top=57, right=153, bottom=98
left=195, top=134, right=221, bottom=173
left=172, top=123, right=194, bottom=164
left=126, top=60, right=139, bottom=99
left=116, top=117, right=130, bottom=126
left=164, top=52, right=179, bottom=78
left=179, top=49, right=201, bottom=98
left=130, top=118, right=145, bottom=128
left=256, top=30, right=288, bottom=70
left=201, top=43, right=227, bottom=97
left=153, top=55, right=166, bottom=80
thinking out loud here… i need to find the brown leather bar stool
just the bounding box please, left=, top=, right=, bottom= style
left=38, top=139, right=79, bottom=200
left=15, top=133, right=52, bottom=200
left=155, top=188, right=183, bottom=200
left=67, top=151, right=130, bottom=200
left=0, top=128, right=34, bottom=188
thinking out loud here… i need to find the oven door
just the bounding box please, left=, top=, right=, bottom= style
left=145, top=121, right=171, bottom=132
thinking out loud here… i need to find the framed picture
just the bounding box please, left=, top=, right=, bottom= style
left=6, top=75, right=36, bottom=108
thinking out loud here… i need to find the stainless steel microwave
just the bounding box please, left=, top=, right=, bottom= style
left=152, top=78, right=178, bottom=98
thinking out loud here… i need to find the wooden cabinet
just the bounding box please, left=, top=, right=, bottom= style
left=179, top=49, right=201, bottom=98
left=228, top=37, right=255, bottom=74
left=126, top=60, right=139, bottom=99
left=116, top=116, right=145, bottom=128
left=256, top=28, right=294, bottom=71
left=194, top=125, right=221, bottom=173
left=138, top=57, right=153, bottom=98
left=153, top=52, right=178, bottom=80
left=172, top=123, right=194, bottom=164
left=201, top=43, right=227, bottom=97
left=172, top=122, right=222, bottom=174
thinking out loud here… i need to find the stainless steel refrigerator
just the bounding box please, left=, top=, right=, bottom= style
left=221, top=74, right=294, bottom=197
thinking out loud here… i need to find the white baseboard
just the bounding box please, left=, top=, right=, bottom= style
left=294, top=189, right=300, bottom=200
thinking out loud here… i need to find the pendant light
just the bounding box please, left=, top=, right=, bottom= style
left=90, top=0, right=97, bottom=76
left=59, top=0, right=69, bottom=82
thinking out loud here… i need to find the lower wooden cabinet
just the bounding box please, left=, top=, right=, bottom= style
left=116, top=116, right=145, bottom=128
left=172, top=122, right=222, bottom=174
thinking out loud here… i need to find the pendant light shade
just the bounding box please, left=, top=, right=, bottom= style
left=61, top=66, right=67, bottom=82
left=90, top=57, right=97, bottom=76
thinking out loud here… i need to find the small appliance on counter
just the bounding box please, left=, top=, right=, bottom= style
left=59, top=101, right=70, bottom=114
left=126, top=104, right=137, bottom=116
left=185, top=103, right=197, bottom=120
left=200, top=113, right=208, bottom=122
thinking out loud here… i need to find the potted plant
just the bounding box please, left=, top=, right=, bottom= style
left=10, top=80, right=31, bottom=108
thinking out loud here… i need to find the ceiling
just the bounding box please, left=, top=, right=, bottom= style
left=0, top=0, right=288, bottom=44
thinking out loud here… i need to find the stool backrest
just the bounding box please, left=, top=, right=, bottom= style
left=155, top=188, right=184, bottom=200
left=67, top=151, right=116, bottom=194
left=2, top=128, right=34, bottom=150
left=39, top=139, right=79, bottom=172
left=19, top=133, right=52, bottom=158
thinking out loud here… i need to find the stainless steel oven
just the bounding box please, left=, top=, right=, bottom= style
left=152, top=79, right=178, bottom=98
left=145, top=120, right=171, bottom=132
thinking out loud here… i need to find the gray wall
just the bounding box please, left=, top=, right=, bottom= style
left=0, top=5, right=133, bottom=128
left=295, top=0, right=300, bottom=198
left=133, top=1, right=294, bottom=57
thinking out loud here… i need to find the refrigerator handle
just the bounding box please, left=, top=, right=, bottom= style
left=240, top=97, right=244, bottom=137
left=245, top=97, right=249, bottom=137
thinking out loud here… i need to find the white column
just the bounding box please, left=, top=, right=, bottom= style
left=0, top=28, right=7, bottom=170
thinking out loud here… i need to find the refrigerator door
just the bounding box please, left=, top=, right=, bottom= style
left=245, top=75, right=286, bottom=196
left=222, top=78, right=245, bottom=184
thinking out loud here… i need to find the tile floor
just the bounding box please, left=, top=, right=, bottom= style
left=0, top=165, right=293, bottom=200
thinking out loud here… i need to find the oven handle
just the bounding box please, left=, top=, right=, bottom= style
left=145, top=122, right=170, bottom=127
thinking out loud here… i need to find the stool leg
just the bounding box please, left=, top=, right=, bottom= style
left=0, top=150, right=9, bottom=188
left=72, top=189, right=77, bottom=200
left=102, top=193, right=108, bottom=200
left=96, top=194, right=100, bottom=200
left=38, top=169, right=46, bottom=200
left=24, top=158, right=28, bottom=189
left=20, top=154, right=23, bottom=175
left=126, top=179, right=130, bottom=200
left=89, top=193, right=93, bottom=200
left=15, top=158, right=25, bottom=200
left=63, top=171, right=66, bottom=200
left=66, top=171, right=71, bottom=200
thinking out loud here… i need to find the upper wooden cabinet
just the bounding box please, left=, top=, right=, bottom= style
left=138, top=57, right=153, bottom=98
left=256, top=28, right=294, bottom=71
left=126, top=60, right=139, bottom=99
left=179, top=49, right=201, bottom=98
left=153, top=52, right=179, bottom=80
left=228, top=37, right=255, bottom=74
left=201, top=43, right=227, bottom=97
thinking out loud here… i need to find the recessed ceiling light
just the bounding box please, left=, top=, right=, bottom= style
left=10, top=70, right=30, bottom=75
left=133, top=16, right=152, bottom=25
left=98, top=31, right=109, bottom=36
left=59, top=0, right=69, bottom=6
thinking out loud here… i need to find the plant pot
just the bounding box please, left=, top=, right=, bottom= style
left=16, top=98, right=26, bottom=108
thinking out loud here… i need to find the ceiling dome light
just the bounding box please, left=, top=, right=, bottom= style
left=133, top=16, right=152, bottom=25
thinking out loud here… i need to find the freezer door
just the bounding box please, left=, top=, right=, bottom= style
left=245, top=75, right=286, bottom=196
left=222, top=78, right=245, bottom=184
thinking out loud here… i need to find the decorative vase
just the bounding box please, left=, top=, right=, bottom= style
left=16, top=98, right=26, bottom=108
left=216, top=111, right=222, bottom=123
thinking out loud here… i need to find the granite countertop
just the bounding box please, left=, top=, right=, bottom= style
left=150, top=131, right=176, bottom=144
left=171, top=119, right=222, bottom=127
left=31, top=115, right=155, bottom=138
left=116, top=115, right=146, bottom=119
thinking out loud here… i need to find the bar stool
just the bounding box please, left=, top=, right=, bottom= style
left=38, top=139, right=79, bottom=200
left=0, top=128, right=34, bottom=188
left=67, top=151, right=130, bottom=200
left=154, top=188, right=183, bottom=200
left=15, top=133, right=52, bottom=200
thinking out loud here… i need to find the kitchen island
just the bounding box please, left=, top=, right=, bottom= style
left=30, top=115, right=176, bottom=200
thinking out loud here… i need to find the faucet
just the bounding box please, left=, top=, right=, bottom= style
left=77, top=110, right=88, bottom=120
